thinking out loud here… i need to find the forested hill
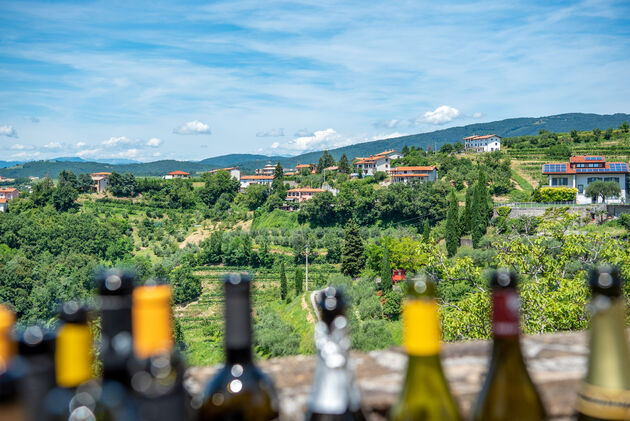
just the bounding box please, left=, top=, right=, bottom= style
left=1, top=112, right=628, bottom=178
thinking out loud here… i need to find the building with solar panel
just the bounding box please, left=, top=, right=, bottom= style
left=542, top=156, right=629, bottom=204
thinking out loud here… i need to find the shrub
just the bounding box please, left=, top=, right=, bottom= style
left=496, top=206, right=512, bottom=218
left=382, top=291, right=403, bottom=320
left=358, top=295, right=382, bottom=320
left=620, top=214, right=630, bottom=232
left=532, top=187, right=577, bottom=202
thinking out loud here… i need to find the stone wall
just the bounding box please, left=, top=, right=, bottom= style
left=187, top=330, right=592, bottom=420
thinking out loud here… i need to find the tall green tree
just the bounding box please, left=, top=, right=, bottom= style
left=280, top=261, right=287, bottom=300
left=317, top=150, right=335, bottom=173
left=341, top=220, right=365, bottom=278
left=471, top=169, right=491, bottom=248
left=199, top=170, right=239, bottom=206
left=620, top=121, right=629, bottom=133
left=77, top=173, right=93, bottom=192
left=422, top=220, right=430, bottom=243
left=52, top=184, right=79, bottom=212
left=31, top=177, right=55, bottom=207
left=58, top=170, right=78, bottom=189
left=274, top=163, right=284, bottom=179
left=459, top=186, right=473, bottom=235
left=604, top=128, right=614, bottom=140
left=294, top=266, right=303, bottom=295
left=445, top=189, right=460, bottom=257
left=338, top=154, right=350, bottom=174
left=592, top=128, right=602, bottom=139
left=380, top=245, right=392, bottom=293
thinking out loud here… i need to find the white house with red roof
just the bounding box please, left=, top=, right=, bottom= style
left=285, top=187, right=326, bottom=202
left=542, top=156, right=629, bottom=204
left=90, top=172, right=111, bottom=193
left=354, top=150, right=402, bottom=176
left=240, top=175, right=274, bottom=190
left=390, top=166, right=437, bottom=184
left=463, top=134, right=501, bottom=153
left=0, top=187, right=20, bottom=212
left=164, top=170, right=190, bottom=180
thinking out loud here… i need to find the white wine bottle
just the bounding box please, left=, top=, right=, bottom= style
left=197, top=273, right=279, bottom=420
left=390, top=273, right=461, bottom=421
left=577, top=266, right=630, bottom=421
left=305, top=287, right=366, bottom=421
left=471, top=269, right=546, bottom=421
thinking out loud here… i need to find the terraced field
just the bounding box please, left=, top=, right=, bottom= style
left=176, top=265, right=319, bottom=366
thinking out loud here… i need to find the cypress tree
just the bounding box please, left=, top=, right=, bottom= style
left=445, top=190, right=460, bottom=257
left=294, top=266, right=304, bottom=295
left=280, top=261, right=287, bottom=300
left=274, top=163, right=284, bottom=179
left=338, top=153, right=350, bottom=174
left=341, top=220, right=365, bottom=278
left=422, top=220, right=431, bottom=243
left=471, top=169, right=491, bottom=248
left=381, top=245, right=392, bottom=293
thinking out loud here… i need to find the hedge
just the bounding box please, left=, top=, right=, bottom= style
left=532, top=187, right=577, bottom=203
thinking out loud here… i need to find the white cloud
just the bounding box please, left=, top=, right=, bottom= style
left=256, top=128, right=284, bottom=137
left=0, top=125, right=18, bottom=138
left=294, top=129, right=314, bottom=137
left=75, top=141, right=86, bottom=148
left=373, top=119, right=401, bottom=129
left=11, top=144, right=34, bottom=150
left=472, top=112, right=483, bottom=118
left=12, top=151, right=40, bottom=158
left=152, top=152, right=161, bottom=157
left=413, top=105, right=461, bottom=125
left=102, top=136, right=140, bottom=147
left=173, top=120, right=211, bottom=135
left=76, top=148, right=102, bottom=157
left=43, top=142, right=63, bottom=150
left=147, top=137, right=162, bottom=147
left=120, top=148, right=139, bottom=158
left=271, top=141, right=280, bottom=149
left=285, top=128, right=356, bottom=153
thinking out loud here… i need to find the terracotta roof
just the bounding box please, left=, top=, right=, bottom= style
left=284, top=172, right=296, bottom=176
left=463, top=134, right=500, bottom=140
left=241, top=175, right=274, bottom=180
left=391, top=166, right=435, bottom=172
left=91, top=172, right=111, bottom=176
left=0, top=198, right=6, bottom=204
left=168, top=171, right=190, bottom=175
left=296, top=164, right=313, bottom=169
left=391, top=174, right=429, bottom=177
left=569, top=156, right=604, bottom=163
left=0, top=187, right=18, bottom=193
left=324, top=166, right=338, bottom=171
left=287, top=188, right=326, bottom=193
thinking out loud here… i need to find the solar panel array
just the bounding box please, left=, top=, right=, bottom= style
left=543, top=164, right=567, bottom=172
left=585, top=156, right=603, bottom=161
left=609, top=163, right=629, bottom=171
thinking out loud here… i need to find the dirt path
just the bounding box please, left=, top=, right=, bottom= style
left=302, top=294, right=315, bottom=324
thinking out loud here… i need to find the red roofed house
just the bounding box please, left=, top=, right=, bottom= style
left=240, top=175, right=274, bottom=190
left=0, top=187, right=20, bottom=212
left=542, top=155, right=629, bottom=204
left=285, top=188, right=326, bottom=203
left=354, top=150, right=402, bottom=176
left=463, top=134, right=501, bottom=153
left=90, top=172, right=111, bottom=193
left=165, top=171, right=190, bottom=179
left=390, top=166, right=437, bottom=184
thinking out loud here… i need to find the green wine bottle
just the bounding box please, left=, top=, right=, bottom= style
left=471, top=269, right=546, bottom=421
left=197, top=273, right=279, bottom=421
left=390, top=273, right=461, bottom=421
left=577, top=266, right=630, bottom=421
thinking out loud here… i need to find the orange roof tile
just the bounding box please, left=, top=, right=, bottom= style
left=241, top=175, right=274, bottom=180
left=391, top=166, right=435, bottom=172
left=168, top=170, right=190, bottom=175
left=286, top=188, right=326, bottom=193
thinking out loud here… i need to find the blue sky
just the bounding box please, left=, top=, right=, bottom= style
left=1, top=0, right=629, bottom=162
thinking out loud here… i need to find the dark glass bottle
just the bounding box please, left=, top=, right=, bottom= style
left=577, top=266, right=630, bottom=421
left=390, top=273, right=461, bottom=421
left=131, top=282, right=191, bottom=421
left=44, top=301, right=106, bottom=421
left=197, top=273, right=279, bottom=421
left=305, top=287, right=366, bottom=421
left=471, top=269, right=546, bottom=421
left=95, top=268, right=138, bottom=421
left=0, top=305, right=25, bottom=421
left=16, top=325, right=57, bottom=421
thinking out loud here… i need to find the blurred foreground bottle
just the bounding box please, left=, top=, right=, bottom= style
left=471, top=270, right=546, bottom=421
left=197, top=273, right=279, bottom=421
left=17, top=325, right=56, bottom=421
left=390, top=273, right=461, bottom=421
left=577, top=266, right=630, bottom=421
left=95, top=268, right=138, bottom=420
left=44, top=301, right=104, bottom=420
left=0, top=305, right=25, bottom=421
left=305, top=287, right=366, bottom=421
left=131, top=282, right=191, bottom=420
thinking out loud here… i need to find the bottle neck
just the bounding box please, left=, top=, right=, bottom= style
left=99, top=294, right=133, bottom=381
left=224, top=284, right=252, bottom=357
left=225, top=347, right=253, bottom=365
left=491, top=287, right=520, bottom=338
left=402, top=297, right=441, bottom=357
left=133, top=285, right=174, bottom=360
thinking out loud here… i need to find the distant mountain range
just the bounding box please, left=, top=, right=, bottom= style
left=1, top=112, right=628, bottom=178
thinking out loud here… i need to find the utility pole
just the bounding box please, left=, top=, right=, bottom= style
left=305, top=245, right=309, bottom=291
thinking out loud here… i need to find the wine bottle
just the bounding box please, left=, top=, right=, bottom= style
left=197, top=273, right=279, bottom=421
left=95, top=268, right=138, bottom=421
left=44, top=301, right=103, bottom=421
left=305, top=287, right=366, bottom=421
left=471, top=269, right=546, bottom=421
left=0, top=305, right=25, bottom=421
left=390, top=273, right=461, bottom=421
left=577, top=266, right=630, bottom=421
left=16, top=325, right=57, bottom=421
left=131, top=282, right=191, bottom=420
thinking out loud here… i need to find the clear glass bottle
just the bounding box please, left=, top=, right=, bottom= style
left=305, top=287, right=366, bottom=421
left=391, top=273, right=461, bottom=421
left=197, top=273, right=279, bottom=421
left=577, top=266, right=630, bottom=421
left=471, top=269, right=546, bottom=421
